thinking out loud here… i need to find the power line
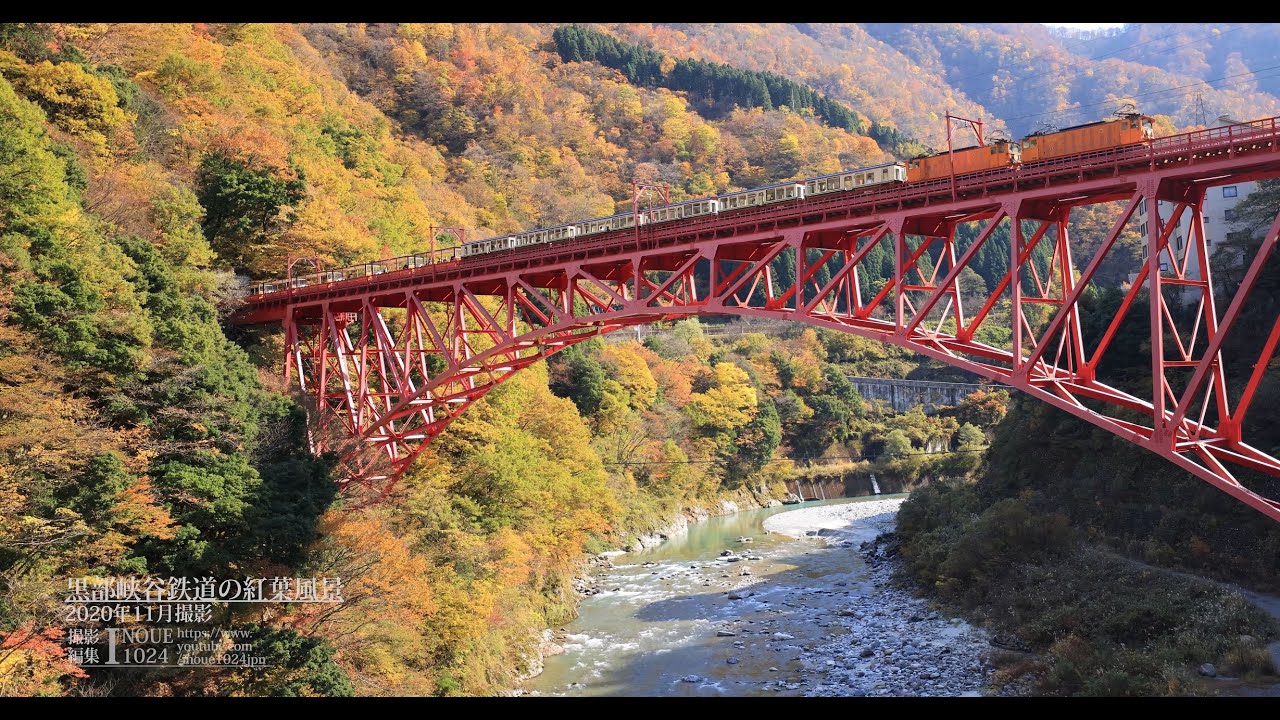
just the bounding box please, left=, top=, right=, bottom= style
left=602, top=447, right=987, bottom=466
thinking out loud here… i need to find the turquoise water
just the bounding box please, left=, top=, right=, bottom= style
left=524, top=495, right=906, bottom=696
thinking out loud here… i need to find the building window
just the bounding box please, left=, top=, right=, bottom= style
left=1203, top=215, right=1210, bottom=223
left=1223, top=186, right=1238, bottom=198
left=1225, top=208, right=1236, bottom=222
left=1138, top=222, right=1147, bottom=236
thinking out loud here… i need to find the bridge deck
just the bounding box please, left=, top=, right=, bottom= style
left=229, top=116, right=1280, bottom=523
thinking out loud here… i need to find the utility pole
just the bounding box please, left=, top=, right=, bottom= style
left=286, top=255, right=322, bottom=287
left=945, top=113, right=984, bottom=202
left=632, top=181, right=671, bottom=248
left=429, top=226, right=466, bottom=260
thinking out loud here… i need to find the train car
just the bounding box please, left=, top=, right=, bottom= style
left=906, top=141, right=1021, bottom=183
left=316, top=270, right=346, bottom=284
left=344, top=262, right=388, bottom=279
left=1019, top=114, right=1154, bottom=163
left=805, top=162, right=907, bottom=197
left=461, top=236, right=509, bottom=258
left=719, top=182, right=806, bottom=211
left=512, top=223, right=579, bottom=248
left=577, top=212, right=643, bottom=237
left=643, top=198, right=720, bottom=224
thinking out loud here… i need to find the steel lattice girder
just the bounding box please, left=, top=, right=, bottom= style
left=255, top=133, right=1280, bottom=520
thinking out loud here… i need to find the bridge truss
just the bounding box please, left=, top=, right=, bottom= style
left=237, top=119, right=1280, bottom=520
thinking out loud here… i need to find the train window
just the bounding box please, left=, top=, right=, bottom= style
left=1223, top=186, right=1238, bottom=198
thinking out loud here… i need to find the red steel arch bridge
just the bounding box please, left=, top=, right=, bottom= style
left=233, top=118, right=1280, bottom=521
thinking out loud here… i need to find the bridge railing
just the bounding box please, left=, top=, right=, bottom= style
left=245, top=115, right=1280, bottom=300
left=247, top=245, right=466, bottom=296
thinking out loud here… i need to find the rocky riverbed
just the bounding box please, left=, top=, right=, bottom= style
left=760, top=498, right=991, bottom=697
left=522, top=496, right=996, bottom=697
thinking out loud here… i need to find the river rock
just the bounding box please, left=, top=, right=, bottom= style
left=717, top=630, right=737, bottom=637
left=726, top=657, right=740, bottom=665
left=682, top=675, right=702, bottom=683
left=1199, top=663, right=1217, bottom=677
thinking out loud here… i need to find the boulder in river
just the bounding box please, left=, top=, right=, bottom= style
left=682, top=675, right=702, bottom=683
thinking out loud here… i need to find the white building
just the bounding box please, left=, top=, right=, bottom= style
left=1131, top=116, right=1255, bottom=295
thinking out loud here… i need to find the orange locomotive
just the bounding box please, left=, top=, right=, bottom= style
left=905, top=139, right=1021, bottom=183
left=1020, top=113, right=1154, bottom=164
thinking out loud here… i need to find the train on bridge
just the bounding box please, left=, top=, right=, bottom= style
left=250, top=113, right=1158, bottom=294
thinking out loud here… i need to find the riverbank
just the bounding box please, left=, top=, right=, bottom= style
left=523, top=495, right=995, bottom=696
left=893, top=480, right=1280, bottom=696
left=760, top=498, right=993, bottom=696
left=761, top=497, right=904, bottom=542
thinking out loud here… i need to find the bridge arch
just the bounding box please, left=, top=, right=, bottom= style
left=236, top=127, right=1280, bottom=520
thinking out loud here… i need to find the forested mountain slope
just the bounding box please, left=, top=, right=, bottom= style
left=864, top=23, right=1280, bottom=136
left=0, top=21, right=1277, bottom=698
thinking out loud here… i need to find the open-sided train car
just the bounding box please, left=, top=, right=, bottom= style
left=906, top=140, right=1021, bottom=183
left=1020, top=114, right=1154, bottom=163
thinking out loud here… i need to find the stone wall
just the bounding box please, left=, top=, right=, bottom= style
left=849, top=376, right=1003, bottom=414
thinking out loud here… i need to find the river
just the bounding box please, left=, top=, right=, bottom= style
left=523, top=494, right=990, bottom=697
